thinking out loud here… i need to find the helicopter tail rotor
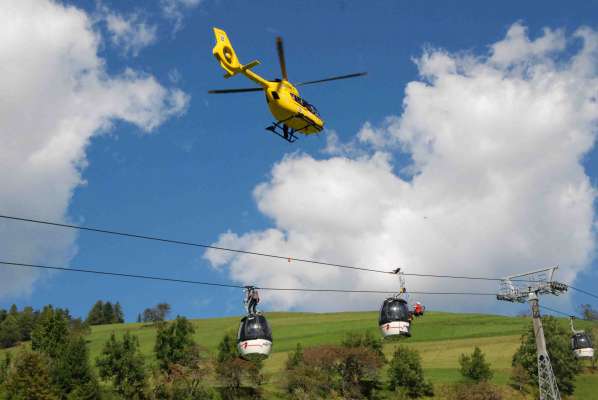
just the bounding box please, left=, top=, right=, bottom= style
left=212, top=28, right=242, bottom=78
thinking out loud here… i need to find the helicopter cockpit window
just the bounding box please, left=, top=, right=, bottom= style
left=290, top=94, right=320, bottom=117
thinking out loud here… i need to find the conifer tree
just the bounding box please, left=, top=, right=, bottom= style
left=4, top=349, right=58, bottom=400
left=102, top=301, right=115, bottom=324
left=114, top=302, right=125, bottom=323
left=86, top=301, right=104, bottom=325
left=0, top=314, right=20, bottom=348
left=31, top=306, right=69, bottom=359
left=388, top=346, right=434, bottom=398
left=8, top=304, right=18, bottom=316
left=52, top=336, right=100, bottom=399
left=459, top=346, right=493, bottom=382
left=96, top=332, right=147, bottom=398
left=18, top=306, right=37, bottom=341
left=155, top=316, right=198, bottom=371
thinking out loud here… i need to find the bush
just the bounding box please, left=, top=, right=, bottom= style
left=285, top=343, right=384, bottom=400
left=512, top=316, right=580, bottom=395
left=342, top=331, right=385, bottom=361
left=215, top=332, right=264, bottom=398
left=445, top=382, right=502, bottom=400
left=0, top=352, right=11, bottom=385
left=509, top=364, right=530, bottom=394
left=152, top=363, right=216, bottom=400
left=388, top=346, right=433, bottom=398
left=459, top=347, right=493, bottom=383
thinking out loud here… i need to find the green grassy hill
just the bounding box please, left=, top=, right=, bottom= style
left=3, top=311, right=598, bottom=399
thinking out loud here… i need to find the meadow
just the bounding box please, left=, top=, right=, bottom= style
left=2, top=311, right=597, bottom=398
left=88, top=311, right=598, bottom=399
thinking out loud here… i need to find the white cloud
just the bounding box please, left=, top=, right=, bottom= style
left=103, top=9, right=157, bottom=56
left=0, top=0, right=189, bottom=298
left=160, top=0, right=201, bottom=33
left=204, top=23, right=598, bottom=313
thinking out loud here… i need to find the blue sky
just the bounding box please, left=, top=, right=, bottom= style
left=1, top=0, right=597, bottom=321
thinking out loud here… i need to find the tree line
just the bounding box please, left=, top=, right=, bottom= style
left=0, top=306, right=596, bottom=399
left=86, top=301, right=125, bottom=326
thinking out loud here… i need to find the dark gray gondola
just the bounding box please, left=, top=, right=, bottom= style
left=237, top=314, right=273, bottom=360
left=571, top=332, right=594, bottom=359
left=379, top=297, right=412, bottom=338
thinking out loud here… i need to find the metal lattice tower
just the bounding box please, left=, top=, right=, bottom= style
left=497, top=267, right=567, bottom=400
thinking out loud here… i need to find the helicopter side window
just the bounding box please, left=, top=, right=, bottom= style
left=290, top=93, right=320, bottom=117
left=271, top=91, right=280, bottom=100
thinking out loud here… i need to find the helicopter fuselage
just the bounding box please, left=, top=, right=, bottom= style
left=263, top=80, right=323, bottom=135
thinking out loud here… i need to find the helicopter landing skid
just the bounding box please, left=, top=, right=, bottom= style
left=265, top=120, right=298, bottom=143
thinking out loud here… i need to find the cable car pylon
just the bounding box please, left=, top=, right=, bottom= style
left=496, top=267, right=568, bottom=400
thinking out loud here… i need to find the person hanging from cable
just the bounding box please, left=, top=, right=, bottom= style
left=244, top=285, right=260, bottom=315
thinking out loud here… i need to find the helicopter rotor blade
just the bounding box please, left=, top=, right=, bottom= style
left=207, top=87, right=264, bottom=94
left=296, top=72, right=367, bottom=86
left=276, top=37, right=288, bottom=81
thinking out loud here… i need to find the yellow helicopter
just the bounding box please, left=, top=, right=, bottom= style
left=209, top=28, right=366, bottom=142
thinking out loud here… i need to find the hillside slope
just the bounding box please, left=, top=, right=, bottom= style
left=3, top=311, right=597, bottom=398
left=87, top=311, right=598, bottom=398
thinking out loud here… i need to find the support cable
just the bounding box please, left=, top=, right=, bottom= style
left=0, top=214, right=564, bottom=284
left=0, top=260, right=497, bottom=296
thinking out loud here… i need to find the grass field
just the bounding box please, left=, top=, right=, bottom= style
left=2, top=311, right=597, bottom=399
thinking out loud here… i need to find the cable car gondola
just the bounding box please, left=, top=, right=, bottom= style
left=570, top=317, right=594, bottom=359
left=237, top=286, right=272, bottom=360
left=237, top=313, right=273, bottom=360
left=379, top=268, right=413, bottom=338
left=571, top=332, right=594, bottom=359
left=379, top=297, right=412, bottom=338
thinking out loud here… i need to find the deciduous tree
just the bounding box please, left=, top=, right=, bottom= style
left=512, top=316, right=580, bottom=395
